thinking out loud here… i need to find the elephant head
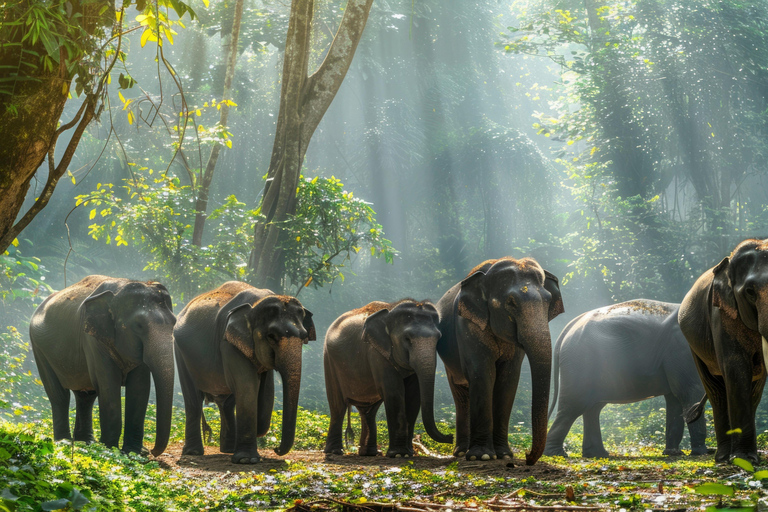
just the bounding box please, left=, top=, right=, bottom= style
left=363, top=301, right=453, bottom=445
left=80, top=280, right=176, bottom=456
left=222, top=294, right=316, bottom=456
left=457, top=257, right=563, bottom=464
left=713, top=239, right=768, bottom=352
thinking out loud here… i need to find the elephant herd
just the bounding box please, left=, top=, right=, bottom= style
left=26, top=238, right=768, bottom=466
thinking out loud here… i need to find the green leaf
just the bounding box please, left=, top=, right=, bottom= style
left=754, top=470, right=768, bottom=480
left=732, top=457, right=754, bottom=473
left=694, top=483, right=735, bottom=496
left=726, top=428, right=743, bottom=435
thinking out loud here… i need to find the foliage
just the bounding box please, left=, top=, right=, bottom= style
left=0, top=243, right=52, bottom=324
left=0, top=327, right=48, bottom=424
left=75, top=170, right=395, bottom=300
left=273, top=175, right=396, bottom=295
left=501, top=0, right=768, bottom=302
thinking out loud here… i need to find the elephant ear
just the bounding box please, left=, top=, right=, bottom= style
left=457, top=271, right=489, bottom=331
left=81, top=288, right=116, bottom=346
left=303, top=308, right=317, bottom=342
left=152, top=282, right=174, bottom=313
left=363, top=309, right=392, bottom=360
left=543, top=270, right=565, bottom=321
left=712, top=257, right=739, bottom=321
left=223, top=303, right=256, bottom=361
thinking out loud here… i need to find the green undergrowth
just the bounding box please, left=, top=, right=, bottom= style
left=3, top=417, right=768, bottom=512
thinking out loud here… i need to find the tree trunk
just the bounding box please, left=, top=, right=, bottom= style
left=249, top=0, right=375, bottom=291
left=0, top=0, right=111, bottom=253
left=191, top=0, right=245, bottom=247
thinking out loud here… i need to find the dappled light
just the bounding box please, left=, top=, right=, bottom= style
left=2, top=0, right=768, bottom=510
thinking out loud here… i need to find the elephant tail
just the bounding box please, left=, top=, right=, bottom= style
left=344, top=405, right=354, bottom=448
left=684, top=394, right=708, bottom=423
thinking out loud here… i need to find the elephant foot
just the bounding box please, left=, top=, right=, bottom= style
left=662, top=448, right=684, bottom=456
left=495, top=446, right=514, bottom=460
left=386, top=447, right=414, bottom=458
left=73, top=433, right=96, bottom=444
left=182, top=444, right=205, bottom=456
left=121, top=444, right=149, bottom=457
left=219, top=445, right=235, bottom=454
left=582, top=449, right=610, bottom=459
left=730, top=451, right=759, bottom=466
left=714, top=447, right=731, bottom=464
left=324, top=448, right=344, bottom=456
left=357, top=446, right=380, bottom=456
left=689, top=446, right=710, bottom=456
left=232, top=450, right=262, bottom=464
left=466, top=446, right=495, bottom=461
left=453, top=445, right=468, bottom=458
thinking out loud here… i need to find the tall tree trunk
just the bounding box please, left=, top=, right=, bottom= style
left=249, top=0, right=375, bottom=290
left=191, top=0, right=245, bottom=247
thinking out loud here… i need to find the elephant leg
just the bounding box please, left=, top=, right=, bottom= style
left=404, top=375, right=420, bottom=456
left=382, top=381, right=411, bottom=457
left=87, top=348, right=123, bottom=450
left=225, top=355, right=262, bottom=464
left=176, top=350, right=204, bottom=456
left=218, top=394, right=237, bottom=453
left=33, top=348, right=72, bottom=441
left=692, top=353, right=730, bottom=462
left=662, top=394, right=684, bottom=456
left=323, top=358, right=347, bottom=455
left=544, top=403, right=582, bottom=457
left=73, top=390, right=97, bottom=443
left=687, top=414, right=708, bottom=455
left=466, top=361, right=496, bottom=461
left=357, top=403, right=382, bottom=456
left=492, top=354, right=525, bottom=460
left=257, top=370, right=275, bottom=437
left=123, top=364, right=151, bottom=455
left=447, top=377, right=470, bottom=457
left=581, top=403, right=608, bottom=458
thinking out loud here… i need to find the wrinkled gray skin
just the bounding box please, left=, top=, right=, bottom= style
left=29, top=275, right=176, bottom=456
left=679, top=239, right=768, bottom=464
left=174, top=281, right=315, bottom=464
left=437, top=257, right=564, bottom=465
left=324, top=300, right=453, bottom=457
left=544, top=299, right=708, bottom=458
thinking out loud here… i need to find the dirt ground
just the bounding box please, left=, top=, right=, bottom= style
left=155, top=443, right=568, bottom=482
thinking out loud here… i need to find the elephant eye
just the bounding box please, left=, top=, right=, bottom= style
left=744, top=285, right=757, bottom=303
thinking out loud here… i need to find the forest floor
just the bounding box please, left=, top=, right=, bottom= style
left=150, top=443, right=762, bottom=512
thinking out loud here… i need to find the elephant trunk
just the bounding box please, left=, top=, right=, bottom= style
left=412, top=343, right=453, bottom=445
left=145, top=322, right=175, bottom=457
left=274, top=339, right=303, bottom=456
left=520, top=324, right=552, bottom=466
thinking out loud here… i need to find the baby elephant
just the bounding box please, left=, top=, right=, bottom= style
left=544, top=299, right=707, bottom=458
left=324, top=300, right=453, bottom=457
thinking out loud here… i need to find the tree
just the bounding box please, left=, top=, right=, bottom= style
left=0, top=0, right=196, bottom=254
left=249, top=0, right=375, bottom=291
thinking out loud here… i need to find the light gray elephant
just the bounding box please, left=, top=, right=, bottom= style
left=29, top=275, right=176, bottom=456
left=323, top=299, right=453, bottom=457
left=544, top=299, right=707, bottom=458
left=173, top=281, right=315, bottom=464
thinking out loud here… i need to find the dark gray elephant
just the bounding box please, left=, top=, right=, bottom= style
left=324, top=300, right=453, bottom=457
left=679, top=239, right=768, bottom=464
left=174, top=281, right=315, bottom=464
left=544, top=299, right=708, bottom=458
left=29, top=275, right=176, bottom=456
left=437, top=257, right=564, bottom=464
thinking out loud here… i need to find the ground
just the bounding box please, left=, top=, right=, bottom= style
left=149, top=443, right=760, bottom=511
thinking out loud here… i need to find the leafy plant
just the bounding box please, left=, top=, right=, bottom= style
left=75, top=170, right=395, bottom=299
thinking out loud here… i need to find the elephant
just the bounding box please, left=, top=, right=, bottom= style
left=544, top=299, right=708, bottom=458
left=678, top=238, right=768, bottom=464
left=29, top=275, right=176, bottom=456
left=323, top=299, right=453, bottom=457
left=173, top=281, right=315, bottom=464
left=436, top=257, right=564, bottom=464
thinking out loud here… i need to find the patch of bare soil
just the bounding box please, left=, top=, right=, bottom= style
left=154, top=443, right=567, bottom=482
